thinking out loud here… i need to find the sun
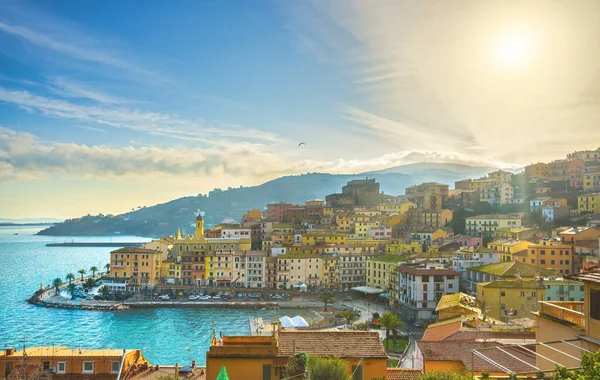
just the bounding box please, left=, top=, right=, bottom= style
left=497, top=32, right=531, bottom=65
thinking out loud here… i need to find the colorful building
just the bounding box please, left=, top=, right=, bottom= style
left=465, top=214, right=524, bottom=237
left=110, top=247, right=161, bottom=289
left=205, top=328, right=388, bottom=380
left=366, top=254, right=406, bottom=305
left=578, top=193, right=600, bottom=214
left=477, top=280, right=545, bottom=321
left=0, top=347, right=148, bottom=378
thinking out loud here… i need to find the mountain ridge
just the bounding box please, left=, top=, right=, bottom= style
left=37, top=162, right=498, bottom=237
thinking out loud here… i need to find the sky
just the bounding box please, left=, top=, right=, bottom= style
left=1, top=0, right=600, bottom=219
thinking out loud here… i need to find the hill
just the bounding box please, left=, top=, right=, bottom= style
left=37, top=163, right=496, bottom=237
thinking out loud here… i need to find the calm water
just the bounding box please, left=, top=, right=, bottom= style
left=0, top=226, right=308, bottom=365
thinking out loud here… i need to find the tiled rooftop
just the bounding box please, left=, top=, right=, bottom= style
left=386, top=368, right=422, bottom=380
left=277, top=331, right=387, bottom=359
left=569, top=269, right=600, bottom=285
left=468, top=261, right=555, bottom=277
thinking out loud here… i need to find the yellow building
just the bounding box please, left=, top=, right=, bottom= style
left=523, top=239, right=574, bottom=275
left=242, top=209, right=263, bottom=222
left=366, top=255, right=405, bottom=305
left=322, top=256, right=340, bottom=289
left=0, top=347, right=148, bottom=378
left=487, top=239, right=531, bottom=262
left=477, top=280, right=545, bottom=321
left=583, top=171, right=600, bottom=192
left=276, top=254, right=325, bottom=289
left=160, top=258, right=181, bottom=284
left=143, top=237, right=173, bottom=260
left=421, top=209, right=453, bottom=227
left=110, top=247, right=161, bottom=288
left=174, top=213, right=252, bottom=285
left=385, top=241, right=423, bottom=254
left=578, top=192, right=600, bottom=214
left=205, top=328, right=388, bottom=380
left=377, top=201, right=416, bottom=214
left=301, top=231, right=347, bottom=246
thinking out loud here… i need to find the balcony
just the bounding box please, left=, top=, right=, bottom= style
left=538, top=301, right=585, bottom=327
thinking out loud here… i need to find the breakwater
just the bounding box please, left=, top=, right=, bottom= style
left=46, top=242, right=143, bottom=247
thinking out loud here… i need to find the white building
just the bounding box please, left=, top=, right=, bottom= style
left=530, top=198, right=551, bottom=212
left=480, top=183, right=515, bottom=206
left=451, top=247, right=502, bottom=281
left=232, top=251, right=266, bottom=288
left=220, top=227, right=252, bottom=239
left=368, top=226, right=392, bottom=239
left=465, top=214, right=525, bottom=237
left=542, top=206, right=570, bottom=222
left=396, top=264, right=459, bottom=321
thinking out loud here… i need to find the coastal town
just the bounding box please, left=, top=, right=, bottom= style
left=11, top=147, right=600, bottom=379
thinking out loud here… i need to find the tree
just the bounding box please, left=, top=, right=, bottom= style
left=317, top=293, right=335, bottom=311
left=65, top=273, right=75, bottom=284
left=105, top=263, right=110, bottom=273
left=284, top=353, right=308, bottom=379
left=353, top=321, right=369, bottom=331
left=52, top=278, right=63, bottom=295
left=78, top=269, right=86, bottom=281
left=67, top=283, right=76, bottom=300
left=307, top=355, right=348, bottom=380
left=84, top=278, right=96, bottom=290
left=340, top=310, right=357, bottom=325
left=90, top=266, right=98, bottom=277
left=100, top=285, right=110, bottom=297
left=551, top=351, right=600, bottom=379
left=380, top=311, right=403, bottom=351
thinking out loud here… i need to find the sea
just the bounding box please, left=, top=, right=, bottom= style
left=0, top=226, right=311, bottom=365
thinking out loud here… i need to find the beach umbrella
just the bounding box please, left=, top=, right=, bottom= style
left=216, top=366, right=230, bottom=380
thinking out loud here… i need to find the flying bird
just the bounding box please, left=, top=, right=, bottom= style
left=298, top=142, right=306, bottom=147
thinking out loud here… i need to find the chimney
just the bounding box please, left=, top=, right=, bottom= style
left=191, top=360, right=196, bottom=368
left=5, top=348, right=15, bottom=356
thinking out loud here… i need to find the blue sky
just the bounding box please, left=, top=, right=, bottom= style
left=1, top=0, right=599, bottom=218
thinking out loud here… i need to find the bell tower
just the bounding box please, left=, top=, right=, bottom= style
left=195, top=211, right=205, bottom=238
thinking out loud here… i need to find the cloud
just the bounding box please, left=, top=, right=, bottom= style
left=0, top=126, right=514, bottom=181
left=49, top=78, right=125, bottom=104
left=0, top=20, right=166, bottom=83
left=0, top=87, right=281, bottom=145
left=286, top=0, right=600, bottom=163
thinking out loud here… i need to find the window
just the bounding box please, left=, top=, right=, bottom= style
left=82, top=362, right=94, bottom=373
left=551, top=260, right=555, bottom=265
left=591, top=290, right=600, bottom=321
left=57, top=362, right=66, bottom=374
left=500, top=291, right=506, bottom=297
left=541, top=260, right=546, bottom=264
left=422, top=302, right=427, bottom=308
left=422, top=275, right=429, bottom=282
left=501, top=303, right=505, bottom=309
left=111, top=362, right=120, bottom=373
left=532, top=292, right=536, bottom=297
left=352, top=365, right=364, bottom=380
left=43, top=362, right=50, bottom=371
left=448, top=283, right=453, bottom=289
left=520, top=291, right=525, bottom=297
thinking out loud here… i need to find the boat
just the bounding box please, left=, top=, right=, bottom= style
left=13, top=233, right=18, bottom=235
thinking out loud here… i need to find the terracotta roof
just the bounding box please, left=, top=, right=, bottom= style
left=277, top=331, right=387, bottom=359
left=478, top=280, right=545, bottom=289
left=421, top=321, right=462, bottom=341
left=569, top=269, right=600, bottom=285
left=386, top=368, right=422, bottom=380
left=395, top=265, right=458, bottom=276
left=416, top=341, right=537, bottom=373
left=111, top=247, right=157, bottom=254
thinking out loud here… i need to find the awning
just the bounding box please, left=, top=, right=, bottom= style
left=379, top=292, right=390, bottom=298
left=351, top=286, right=384, bottom=294
left=216, top=279, right=231, bottom=283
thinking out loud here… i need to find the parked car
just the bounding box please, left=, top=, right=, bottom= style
left=189, top=295, right=199, bottom=300
left=413, top=321, right=423, bottom=327
left=344, top=296, right=352, bottom=301
left=336, top=325, right=345, bottom=330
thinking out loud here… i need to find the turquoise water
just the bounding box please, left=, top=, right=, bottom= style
left=0, top=226, right=305, bottom=365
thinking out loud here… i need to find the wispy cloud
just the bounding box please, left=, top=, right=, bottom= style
left=0, top=87, right=281, bottom=145
left=49, top=78, right=125, bottom=104
left=286, top=0, right=600, bottom=163
left=0, top=19, right=167, bottom=83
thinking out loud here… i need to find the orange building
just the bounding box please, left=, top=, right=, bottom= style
left=242, top=209, right=263, bottom=222
left=525, top=162, right=549, bottom=180
left=205, top=326, right=388, bottom=380
left=526, top=240, right=574, bottom=275
left=0, top=347, right=148, bottom=378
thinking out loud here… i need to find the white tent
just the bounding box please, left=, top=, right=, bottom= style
left=291, top=315, right=309, bottom=327
left=279, top=316, right=295, bottom=328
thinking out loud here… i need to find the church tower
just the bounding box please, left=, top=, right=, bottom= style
left=195, top=211, right=205, bottom=238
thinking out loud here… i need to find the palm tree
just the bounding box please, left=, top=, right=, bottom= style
left=104, top=263, right=110, bottom=273
left=317, top=293, right=335, bottom=312
left=78, top=269, right=86, bottom=281
left=380, top=311, right=403, bottom=351
left=90, top=266, right=98, bottom=277
left=67, top=283, right=76, bottom=300
left=100, top=285, right=110, bottom=297
left=84, top=278, right=96, bottom=290
left=52, top=278, right=63, bottom=295
left=66, top=273, right=75, bottom=284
